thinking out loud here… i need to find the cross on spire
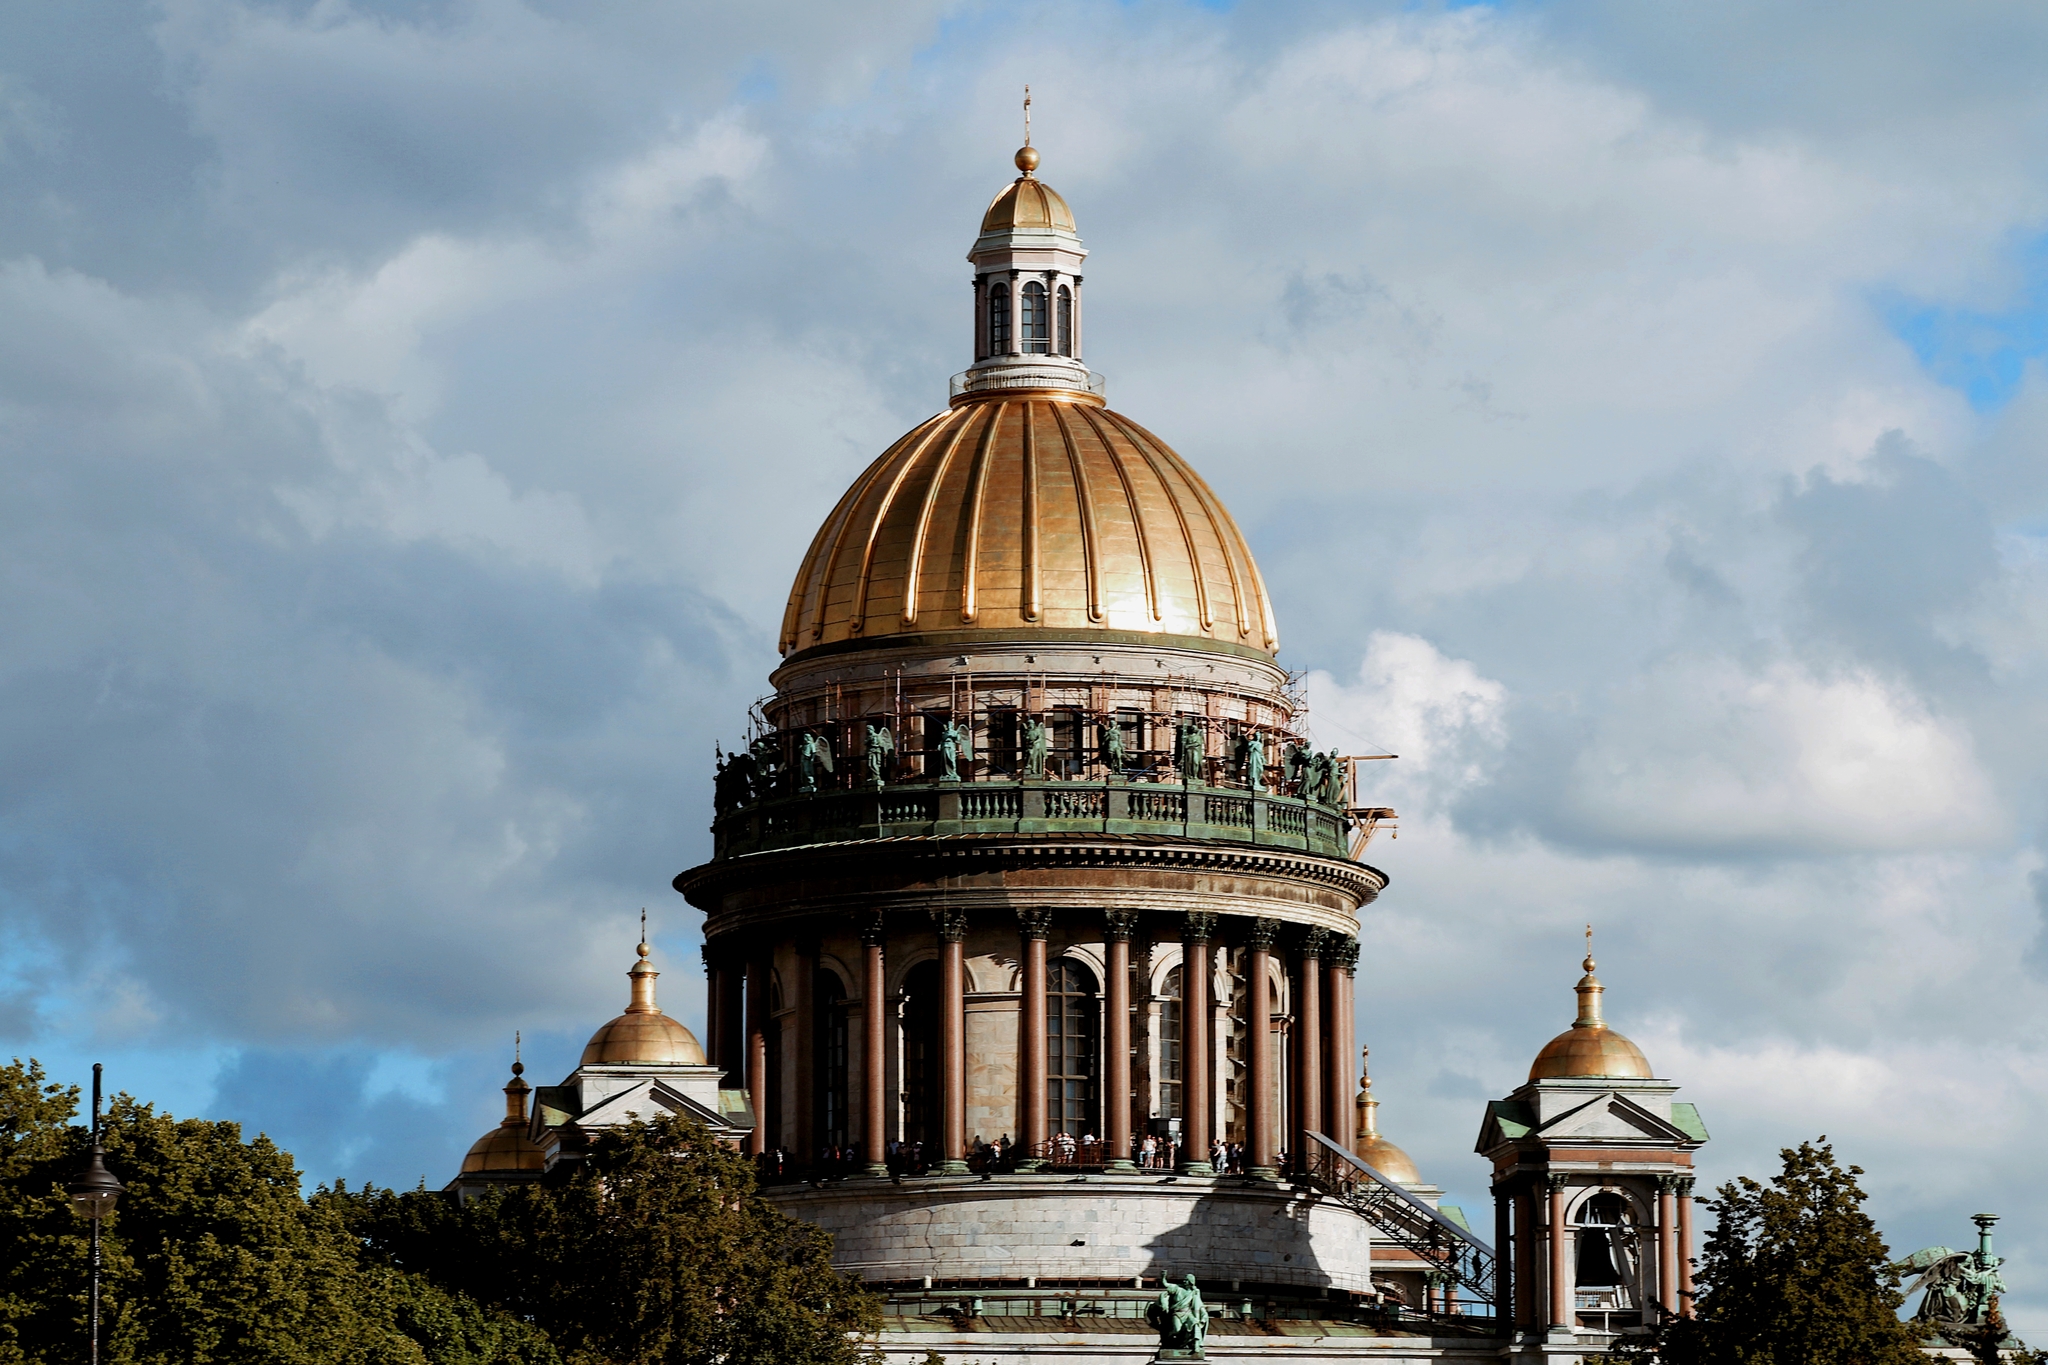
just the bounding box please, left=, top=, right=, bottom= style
left=1023, top=85, right=1032, bottom=147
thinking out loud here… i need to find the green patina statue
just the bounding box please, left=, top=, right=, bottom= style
left=1146, top=1274, right=1209, bottom=1358
left=795, top=732, right=834, bottom=794
left=1285, top=741, right=1311, bottom=795
left=863, top=723, right=894, bottom=789
left=1176, top=719, right=1205, bottom=784
left=1022, top=715, right=1049, bottom=779
left=1234, top=731, right=1265, bottom=793
left=747, top=736, right=778, bottom=802
left=936, top=719, right=968, bottom=783
left=1099, top=717, right=1127, bottom=774
left=1897, top=1214, right=2007, bottom=1332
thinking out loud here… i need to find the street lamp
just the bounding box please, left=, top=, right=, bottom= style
left=65, top=1063, right=123, bottom=1365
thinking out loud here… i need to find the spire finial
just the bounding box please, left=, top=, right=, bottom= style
left=512, top=1030, right=523, bottom=1076
left=627, top=919, right=661, bottom=1014
left=640, top=907, right=648, bottom=949
left=1014, top=86, right=1040, bottom=177
left=1573, top=928, right=1606, bottom=1029
left=1356, top=1042, right=1380, bottom=1138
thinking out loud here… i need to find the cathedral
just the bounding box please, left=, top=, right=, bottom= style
left=447, top=136, right=1707, bottom=1364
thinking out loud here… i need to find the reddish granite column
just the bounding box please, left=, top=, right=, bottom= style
left=1017, top=908, right=1051, bottom=1166
left=1548, top=1175, right=1570, bottom=1329
left=1678, top=1176, right=1696, bottom=1316
left=1181, top=913, right=1217, bottom=1174
left=745, top=949, right=770, bottom=1158
left=1658, top=1175, right=1679, bottom=1317
left=861, top=915, right=887, bottom=1176
left=1292, top=930, right=1324, bottom=1171
left=702, top=945, right=722, bottom=1079
left=1493, top=1185, right=1515, bottom=1326
left=1104, top=910, right=1139, bottom=1171
left=1516, top=1187, right=1538, bottom=1327
left=1325, top=936, right=1358, bottom=1147
left=1246, top=918, right=1278, bottom=1179
left=792, top=938, right=817, bottom=1168
left=937, top=910, right=969, bottom=1175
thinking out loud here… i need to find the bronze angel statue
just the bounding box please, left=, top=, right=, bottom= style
left=863, top=723, right=894, bottom=788
left=796, top=731, right=834, bottom=794
left=1895, top=1215, right=2006, bottom=1328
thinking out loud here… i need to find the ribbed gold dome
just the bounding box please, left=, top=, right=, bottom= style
left=581, top=940, right=707, bottom=1066
left=780, top=396, right=1279, bottom=657
left=982, top=173, right=1075, bottom=234
left=1358, top=1132, right=1422, bottom=1186
left=461, top=1123, right=545, bottom=1174
left=1527, top=950, right=1655, bottom=1081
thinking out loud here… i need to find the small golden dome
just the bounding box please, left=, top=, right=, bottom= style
left=1354, top=1045, right=1423, bottom=1186
left=982, top=173, right=1075, bottom=234
left=780, top=400, right=1279, bottom=657
left=1527, top=947, right=1654, bottom=1081
left=461, top=1122, right=545, bottom=1174
left=581, top=939, right=708, bottom=1066
left=461, top=1051, right=545, bottom=1174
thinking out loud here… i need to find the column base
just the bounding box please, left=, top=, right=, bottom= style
left=1248, top=1165, right=1280, bottom=1181
left=1016, top=1158, right=1047, bottom=1172
left=1180, top=1162, right=1216, bottom=1177
left=1106, top=1159, right=1136, bottom=1173
left=941, top=1160, right=969, bottom=1175
left=862, top=1163, right=889, bottom=1178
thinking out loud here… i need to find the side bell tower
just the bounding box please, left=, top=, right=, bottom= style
left=1478, top=942, right=1708, bottom=1358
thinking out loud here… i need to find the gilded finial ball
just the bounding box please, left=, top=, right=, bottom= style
left=637, top=940, right=651, bottom=959
left=511, top=1060, right=524, bottom=1076
left=1015, top=144, right=1040, bottom=175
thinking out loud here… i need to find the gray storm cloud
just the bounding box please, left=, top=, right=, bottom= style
left=2, top=0, right=2047, bottom=1331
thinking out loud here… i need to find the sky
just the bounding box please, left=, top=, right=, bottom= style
left=3, top=0, right=2047, bottom=1328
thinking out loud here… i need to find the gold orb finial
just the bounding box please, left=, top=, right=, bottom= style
left=1015, top=144, right=1039, bottom=176
left=1583, top=922, right=1595, bottom=974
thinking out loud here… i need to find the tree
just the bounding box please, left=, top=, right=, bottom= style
left=1628, top=1138, right=1926, bottom=1365
left=334, top=1114, right=881, bottom=1365
left=0, top=1057, right=555, bottom=1365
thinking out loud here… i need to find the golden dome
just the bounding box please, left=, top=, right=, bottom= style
left=581, top=940, right=707, bottom=1067
left=1354, top=1046, right=1423, bottom=1186
left=461, top=1122, right=545, bottom=1174
left=461, top=1053, right=545, bottom=1174
left=780, top=397, right=1279, bottom=657
left=981, top=170, right=1073, bottom=234
left=1527, top=949, right=1654, bottom=1081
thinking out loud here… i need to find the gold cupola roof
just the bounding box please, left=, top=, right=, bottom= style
left=780, top=401, right=1278, bottom=658
left=1527, top=938, right=1654, bottom=1081
left=581, top=935, right=707, bottom=1067
left=460, top=1041, right=546, bottom=1174
left=1354, top=1045, right=1423, bottom=1186
left=980, top=145, right=1077, bottom=235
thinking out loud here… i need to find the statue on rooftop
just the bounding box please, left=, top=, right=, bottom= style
left=1146, top=1273, right=1209, bottom=1358
left=1176, top=719, right=1205, bottom=784
left=1022, top=715, right=1049, bottom=779
left=796, top=731, right=834, bottom=794
left=937, top=719, right=968, bottom=783
left=1897, top=1215, right=2007, bottom=1331
left=1098, top=716, right=1127, bottom=774
left=1235, top=730, right=1265, bottom=793
left=863, top=723, right=894, bottom=788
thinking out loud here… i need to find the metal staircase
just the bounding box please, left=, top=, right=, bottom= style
left=1303, top=1131, right=1497, bottom=1315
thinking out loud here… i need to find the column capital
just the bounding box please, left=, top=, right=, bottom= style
left=1016, top=907, right=1054, bottom=940
left=933, top=909, right=970, bottom=943
left=1658, top=1173, right=1682, bottom=1194
left=859, top=913, right=887, bottom=947
left=1301, top=926, right=1330, bottom=958
left=1676, top=1176, right=1696, bottom=1197
left=1182, top=911, right=1217, bottom=944
left=1328, top=936, right=1360, bottom=973
left=1246, top=917, right=1280, bottom=950
left=1104, top=909, right=1141, bottom=942
left=1546, top=1172, right=1570, bottom=1192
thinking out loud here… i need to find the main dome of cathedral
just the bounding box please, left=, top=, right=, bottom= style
left=780, top=147, right=1277, bottom=663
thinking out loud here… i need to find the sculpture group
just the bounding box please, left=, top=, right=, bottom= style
left=1145, top=1274, right=1210, bottom=1358
left=712, top=716, right=1353, bottom=816
left=1897, top=1214, right=2007, bottom=1338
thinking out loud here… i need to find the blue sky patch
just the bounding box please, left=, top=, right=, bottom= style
left=1884, top=235, right=2048, bottom=411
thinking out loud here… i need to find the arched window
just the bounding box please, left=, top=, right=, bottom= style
left=1159, top=965, right=1184, bottom=1120
left=1021, top=281, right=1050, bottom=354
left=813, top=970, right=849, bottom=1158
left=1575, top=1192, right=1639, bottom=1308
left=1047, top=958, right=1099, bottom=1136
left=1056, top=285, right=1073, bottom=356
left=901, top=962, right=942, bottom=1157
left=989, top=284, right=1011, bottom=354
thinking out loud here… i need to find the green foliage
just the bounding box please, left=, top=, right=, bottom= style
left=332, top=1114, right=881, bottom=1365
left=1621, top=1137, right=1927, bottom=1365
left=1, top=1062, right=874, bottom=1365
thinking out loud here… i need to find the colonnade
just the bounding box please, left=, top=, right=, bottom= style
left=1494, top=1173, right=1696, bottom=1328
left=702, top=909, right=1361, bottom=1176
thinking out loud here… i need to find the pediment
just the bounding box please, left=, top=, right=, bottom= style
left=574, top=1078, right=729, bottom=1131
left=1535, top=1092, right=1694, bottom=1145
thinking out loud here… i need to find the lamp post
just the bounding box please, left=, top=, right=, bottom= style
left=65, top=1063, right=123, bottom=1365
